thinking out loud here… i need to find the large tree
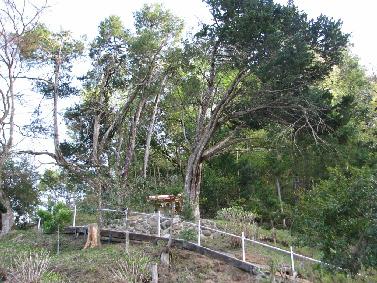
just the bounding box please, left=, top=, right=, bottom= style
left=182, top=0, right=348, bottom=218
left=26, top=4, right=183, bottom=223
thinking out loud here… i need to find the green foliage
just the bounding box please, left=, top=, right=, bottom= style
left=294, top=166, right=377, bottom=274
left=1, top=158, right=39, bottom=225
left=37, top=203, right=72, bottom=234
left=39, top=169, right=85, bottom=205
left=178, top=227, right=197, bottom=242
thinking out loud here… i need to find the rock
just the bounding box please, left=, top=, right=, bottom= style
left=134, top=223, right=145, bottom=232
left=161, top=219, right=171, bottom=229
left=202, top=229, right=212, bottom=237
left=147, top=215, right=158, bottom=226
left=172, top=216, right=181, bottom=224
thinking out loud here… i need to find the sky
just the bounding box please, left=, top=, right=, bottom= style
left=40, top=0, right=377, bottom=74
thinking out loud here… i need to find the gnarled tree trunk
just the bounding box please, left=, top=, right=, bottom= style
left=184, top=152, right=204, bottom=220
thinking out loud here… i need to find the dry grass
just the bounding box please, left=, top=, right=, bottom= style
left=7, top=250, right=50, bottom=283
left=109, top=251, right=152, bottom=283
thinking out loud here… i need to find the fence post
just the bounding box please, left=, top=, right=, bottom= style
left=157, top=210, right=161, bottom=237
left=198, top=219, right=201, bottom=246
left=37, top=217, right=41, bottom=230
left=242, top=231, right=246, bottom=262
left=124, top=208, right=128, bottom=230
left=73, top=205, right=77, bottom=227
left=125, top=231, right=129, bottom=253
left=151, top=263, right=158, bottom=283
left=290, top=246, right=296, bottom=277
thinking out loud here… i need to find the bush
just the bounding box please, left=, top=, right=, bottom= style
left=294, top=166, right=377, bottom=275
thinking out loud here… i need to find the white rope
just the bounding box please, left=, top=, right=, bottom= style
left=244, top=238, right=291, bottom=255
left=292, top=252, right=323, bottom=264
left=130, top=211, right=154, bottom=216
left=99, top=208, right=123, bottom=212
left=196, top=224, right=241, bottom=239
left=99, top=208, right=323, bottom=265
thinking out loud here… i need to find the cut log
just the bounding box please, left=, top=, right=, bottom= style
left=83, top=223, right=101, bottom=249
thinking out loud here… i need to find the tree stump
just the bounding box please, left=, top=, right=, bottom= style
left=83, top=223, right=101, bottom=249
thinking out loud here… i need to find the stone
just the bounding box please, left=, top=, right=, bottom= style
left=161, top=219, right=171, bottom=229
left=147, top=217, right=158, bottom=226
left=202, top=229, right=212, bottom=237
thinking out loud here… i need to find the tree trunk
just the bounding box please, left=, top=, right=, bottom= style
left=0, top=188, right=13, bottom=236
left=184, top=155, right=203, bottom=220
left=0, top=201, right=13, bottom=236
left=57, top=225, right=60, bottom=255
left=96, top=182, right=103, bottom=228
left=122, top=97, right=147, bottom=182
left=83, top=223, right=101, bottom=249
left=275, top=177, right=286, bottom=228
left=143, top=92, right=161, bottom=178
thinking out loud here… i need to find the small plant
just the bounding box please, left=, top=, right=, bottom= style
left=7, top=250, right=50, bottom=283
left=37, top=202, right=73, bottom=254
left=178, top=227, right=197, bottom=242
left=109, top=251, right=152, bottom=283
left=41, top=271, right=68, bottom=283
left=37, top=202, right=72, bottom=234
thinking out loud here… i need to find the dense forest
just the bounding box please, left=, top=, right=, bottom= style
left=0, top=0, right=376, bottom=279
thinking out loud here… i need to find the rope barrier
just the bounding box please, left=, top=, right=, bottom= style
left=88, top=207, right=324, bottom=265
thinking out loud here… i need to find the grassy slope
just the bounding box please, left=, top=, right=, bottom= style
left=0, top=229, right=258, bottom=283
left=1, top=216, right=375, bottom=282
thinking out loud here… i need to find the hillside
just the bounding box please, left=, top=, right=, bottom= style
left=1, top=227, right=374, bottom=283
left=0, top=229, right=261, bottom=282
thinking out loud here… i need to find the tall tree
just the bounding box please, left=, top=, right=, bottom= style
left=182, top=0, right=348, bottom=218
left=26, top=5, right=184, bottom=223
